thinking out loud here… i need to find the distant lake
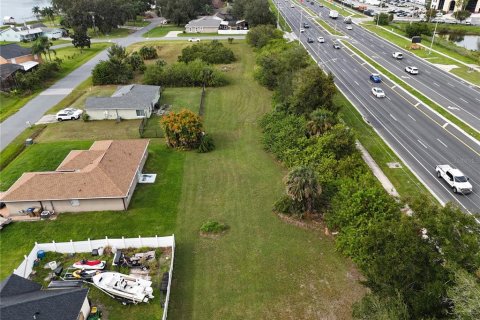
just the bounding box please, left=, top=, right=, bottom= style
left=439, top=34, right=480, bottom=52
left=1, top=0, right=51, bottom=23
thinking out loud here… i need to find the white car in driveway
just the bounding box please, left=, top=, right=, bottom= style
left=405, top=66, right=419, bottom=74
left=188, top=38, right=200, bottom=42
left=371, top=87, right=386, bottom=98
left=317, top=36, right=325, bottom=43
left=56, top=108, right=83, bottom=121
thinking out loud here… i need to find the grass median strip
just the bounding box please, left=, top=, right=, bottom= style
left=335, top=93, right=435, bottom=202
left=268, top=0, right=292, bottom=32
left=316, top=19, right=344, bottom=36
left=343, top=41, right=480, bottom=142
left=361, top=23, right=480, bottom=85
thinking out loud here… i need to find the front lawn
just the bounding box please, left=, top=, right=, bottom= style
left=0, top=43, right=111, bottom=123
left=0, top=42, right=367, bottom=319
left=142, top=25, right=184, bottom=38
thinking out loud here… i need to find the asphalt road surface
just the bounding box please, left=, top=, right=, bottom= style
left=276, top=1, right=480, bottom=214
left=306, top=0, right=480, bottom=131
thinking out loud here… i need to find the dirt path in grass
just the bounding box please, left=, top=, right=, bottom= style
left=169, top=43, right=366, bottom=319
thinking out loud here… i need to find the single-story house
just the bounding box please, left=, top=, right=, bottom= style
left=185, top=16, right=223, bottom=33
left=3, top=16, right=16, bottom=25
left=85, top=84, right=161, bottom=120
left=0, top=274, right=90, bottom=320
left=0, top=63, right=23, bottom=91
left=0, top=139, right=150, bottom=215
left=0, top=43, right=41, bottom=69
left=0, top=25, right=65, bottom=42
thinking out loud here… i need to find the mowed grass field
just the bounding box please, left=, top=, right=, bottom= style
left=0, top=42, right=366, bottom=319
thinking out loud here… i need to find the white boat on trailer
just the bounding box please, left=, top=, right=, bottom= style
left=92, top=272, right=154, bottom=304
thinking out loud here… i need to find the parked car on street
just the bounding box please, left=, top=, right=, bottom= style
left=371, top=87, right=386, bottom=98
left=56, top=108, right=83, bottom=121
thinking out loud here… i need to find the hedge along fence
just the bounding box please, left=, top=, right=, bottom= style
left=14, top=235, right=175, bottom=320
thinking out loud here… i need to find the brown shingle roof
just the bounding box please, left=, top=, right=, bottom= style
left=0, top=140, right=149, bottom=202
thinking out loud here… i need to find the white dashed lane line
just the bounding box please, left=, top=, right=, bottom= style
left=437, top=139, right=448, bottom=148
left=417, top=139, right=428, bottom=149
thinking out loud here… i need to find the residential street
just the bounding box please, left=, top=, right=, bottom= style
left=0, top=19, right=245, bottom=151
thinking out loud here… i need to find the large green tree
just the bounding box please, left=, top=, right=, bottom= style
left=71, top=27, right=91, bottom=52
left=246, top=24, right=283, bottom=49
left=288, top=66, right=336, bottom=115
left=447, top=268, right=480, bottom=319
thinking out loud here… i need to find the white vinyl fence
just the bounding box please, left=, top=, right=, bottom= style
left=13, top=235, right=175, bottom=320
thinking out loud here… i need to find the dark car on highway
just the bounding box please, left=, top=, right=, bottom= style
left=307, top=37, right=314, bottom=43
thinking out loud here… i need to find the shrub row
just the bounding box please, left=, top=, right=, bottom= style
left=249, top=25, right=480, bottom=319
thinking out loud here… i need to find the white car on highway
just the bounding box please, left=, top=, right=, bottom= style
left=300, top=28, right=305, bottom=33
left=188, top=38, right=200, bottom=42
left=371, top=87, right=386, bottom=98
left=436, top=165, right=472, bottom=194
left=405, top=66, right=419, bottom=74
left=317, top=36, right=325, bottom=43
left=392, top=52, right=404, bottom=59
left=56, top=108, right=83, bottom=121
left=346, top=25, right=353, bottom=30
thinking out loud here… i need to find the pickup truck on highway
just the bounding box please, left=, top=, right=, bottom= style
left=436, top=165, right=473, bottom=194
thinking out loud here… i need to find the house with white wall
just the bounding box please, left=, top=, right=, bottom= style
left=85, top=84, right=161, bottom=120
left=0, top=139, right=150, bottom=215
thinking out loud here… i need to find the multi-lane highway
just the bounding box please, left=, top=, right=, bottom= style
left=305, top=1, right=480, bottom=131
left=274, top=1, right=480, bottom=214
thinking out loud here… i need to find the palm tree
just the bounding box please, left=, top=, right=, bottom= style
left=32, top=6, right=41, bottom=20
left=307, top=109, right=337, bottom=136
left=284, top=166, right=322, bottom=216
left=33, top=37, right=56, bottom=61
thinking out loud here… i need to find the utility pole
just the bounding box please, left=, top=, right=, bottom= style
left=299, top=10, right=303, bottom=43
left=89, top=12, right=97, bottom=37
left=377, top=0, right=381, bottom=26
left=277, top=1, right=281, bottom=30
left=429, top=19, right=439, bottom=55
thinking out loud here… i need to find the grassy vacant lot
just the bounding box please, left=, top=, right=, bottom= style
left=0, top=42, right=366, bottom=319
left=129, top=41, right=191, bottom=64
left=0, top=43, right=111, bottom=123
left=361, top=23, right=480, bottom=85
left=142, top=25, right=184, bottom=38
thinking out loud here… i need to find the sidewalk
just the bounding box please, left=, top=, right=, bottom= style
left=0, top=18, right=161, bottom=151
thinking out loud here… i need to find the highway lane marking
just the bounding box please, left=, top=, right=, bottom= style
left=417, top=139, right=428, bottom=149
left=447, top=83, right=455, bottom=87
left=437, top=139, right=448, bottom=148
left=390, top=114, right=398, bottom=121
left=447, top=106, right=460, bottom=110
left=476, top=98, right=480, bottom=102
left=354, top=81, right=360, bottom=86
left=415, top=103, right=420, bottom=107
left=341, top=68, right=346, bottom=72
left=325, top=27, right=480, bottom=159
left=433, top=82, right=440, bottom=87
left=386, top=96, right=392, bottom=101
left=425, top=70, right=431, bottom=74
left=459, top=98, right=468, bottom=103
left=408, top=114, right=416, bottom=121
left=391, top=85, right=396, bottom=89
left=354, top=68, right=358, bottom=72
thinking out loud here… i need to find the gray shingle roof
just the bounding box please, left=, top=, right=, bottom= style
left=85, top=84, right=161, bottom=110
left=0, top=43, right=32, bottom=59
left=0, top=274, right=89, bottom=320
left=0, top=63, right=23, bottom=80
left=185, top=16, right=223, bottom=28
